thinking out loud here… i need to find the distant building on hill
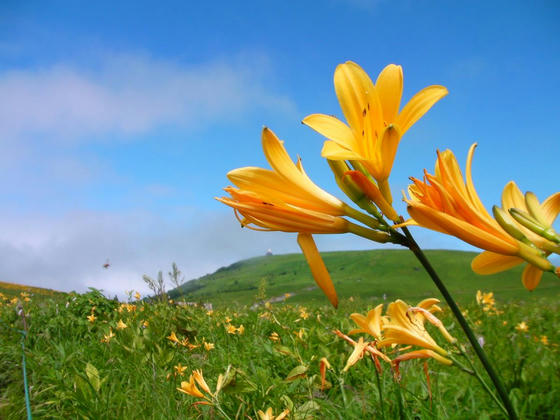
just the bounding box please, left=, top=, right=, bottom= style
left=265, top=249, right=273, bottom=256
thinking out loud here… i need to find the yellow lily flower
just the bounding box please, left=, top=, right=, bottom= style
left=218, top=187, right=349, bottom=234
left=348, top=303, right=385, bottom=339
left=226, top=127, right=345, bottom=215
left=87, top=314, right=96, bottom=323
left=304, top=62, right=447, bottom=201
left=167, top=331, right=180, bottom=344
left=471, top=182, right=560, bottom=290
left=404, top=144, right=556, bottom=280
left=177, top=375, right=207, bottom=400
left=404, top=144, right=521, bottom=254
left=116, top=320, right=127, bottom=330
left=257, top=407, right=290, bottom=420
left=377, top=300, right=451, bottom=359
left=343, top=336, right=370, bottom=372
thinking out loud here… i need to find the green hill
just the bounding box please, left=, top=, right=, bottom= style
left=170, top=249, right=560, bottom=306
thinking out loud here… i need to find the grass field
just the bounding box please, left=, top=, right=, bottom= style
left=1, top=251, right=560, bottom=419
left=170, top=250, right=560, bottom=306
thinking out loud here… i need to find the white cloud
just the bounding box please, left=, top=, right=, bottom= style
left=0, top=209, right=299, bottom=298
left=0, top=52, right=295, bottom=144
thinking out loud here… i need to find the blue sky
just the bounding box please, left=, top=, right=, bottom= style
left=1, top=1, right=558, bottom=295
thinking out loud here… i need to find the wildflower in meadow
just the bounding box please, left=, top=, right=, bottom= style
left=516, top=322, right=529, bottom=332
left=87, top=314, right=96, bottom=323
left=377, top=299, right=454, bottom=366
left=174, top=363, right=188, bottom=377
left=472, top=182, right=560, bottom=290
left=257, top=407, right=290, bottom=420
left=404, top=145, right=557, bottom=287
left=204, top=342, right=215, bottom=351
left=303, top=62, right=447, bottom=203
left=319, top=357, right=331, bottom=391
left=101, top=328, right=115, bottom=343
left=540, top=335, right=549, bottom=345
left=167, top=331, right=180, bottom=344
left=343, top=337, right=370, bottom=372
left=134, top=291, right=141, bottom=300
left=116, top=320, right=127, bottom=330
left=269, top=332, right=280, bottom=342
left=348, top=303, right=384, bottom=339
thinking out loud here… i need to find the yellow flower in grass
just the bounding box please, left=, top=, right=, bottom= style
left=269, top=332, right=280, bottom=342
left=304, top=62, right=447, bottom=202
left=87, top=314, right=96, bottom=323
left=257, top=407, right=290, bottom=420
left=116, top=319, right=127, bottom=330
left=177, top=370, right=212, bottom=404
left=404, top=145, right=554, bottom=285
left=343, top=337, right=370, bottom=372
left=204, top=342, right=215, bottom=351
left=101, top=328, right=115, bottom=343
left=348, top=303, right=385, bottom=339
left=471, top=182, right=560, bottom=290
left=174, top=363, right=188, bottom=376
left=167, top=331, right=180, bottom=344
left=515, top=321, right=529, bottom=332
left=377, top=299, right=453, bottom=365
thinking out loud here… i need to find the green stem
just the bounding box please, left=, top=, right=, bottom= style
left=374, top=364, right=385, bottom=420
left=344, top=205, right=385, bottom=230
left=401, top=226, right=517, bottom=420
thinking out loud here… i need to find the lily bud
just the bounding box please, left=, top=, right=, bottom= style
left=492, top=206, right=530, bottom=244
left=345, top=171, right=400, bottom=222
left=327, top=160, right=381, bottom=218
left=510, top=208, right=560, bottom=244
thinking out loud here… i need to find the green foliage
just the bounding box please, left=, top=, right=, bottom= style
left=1, top=287, right=559, bottom=419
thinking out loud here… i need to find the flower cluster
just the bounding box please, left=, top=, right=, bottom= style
left=404, top=145, right=560, bottom=290
left=340, top=298, right=456, bottom=373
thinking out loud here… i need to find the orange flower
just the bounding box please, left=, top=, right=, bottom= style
left=405, top=145, right=554, bottom=283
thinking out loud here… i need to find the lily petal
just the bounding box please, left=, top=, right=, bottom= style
left=396, top=85, right=448, bottom=134
left=297, top=233, right=338, bottom=308
left=522, top=264, right=543, bottom=291
left=471, top=251, right=524, bottom=275
left=407, top=204, right=519, bottom=254
left=321, top=140, right=363, bottom=161
left=302, top=114, right=358, bottom=151
left=375, top=64, right=403, bottom=123
left=541, top=192, right=560, bottom=226
left=375, top=124, right=402, bottom=181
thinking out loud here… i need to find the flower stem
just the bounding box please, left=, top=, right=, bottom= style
left=373, top=362, right=385, bottom=420
left=401, top=226, right=518, bottom=420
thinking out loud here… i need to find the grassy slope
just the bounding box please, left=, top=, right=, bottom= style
left=171, top=249, right=560, bottom=306
left=0, top=281, right=65, bottom=299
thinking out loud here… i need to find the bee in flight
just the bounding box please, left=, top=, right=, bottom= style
left=103, top=259, right=111, bottom=269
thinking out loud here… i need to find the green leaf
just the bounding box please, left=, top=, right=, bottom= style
left=285, top=365, right=308, bottom=382
left=85, top=362, right=101, bottom=393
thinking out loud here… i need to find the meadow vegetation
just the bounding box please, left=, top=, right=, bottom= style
left=1, top=255, right=559, bottom=419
